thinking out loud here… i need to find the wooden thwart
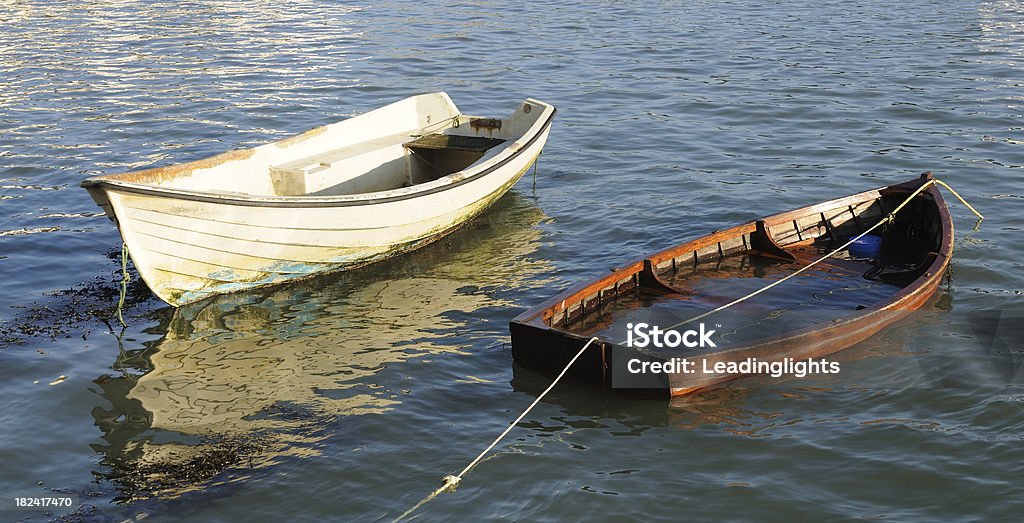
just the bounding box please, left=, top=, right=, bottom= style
left=404, top=133, right=506, bottom=153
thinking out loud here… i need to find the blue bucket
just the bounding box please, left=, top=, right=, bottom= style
left=849, top=235, right=882, bottom=258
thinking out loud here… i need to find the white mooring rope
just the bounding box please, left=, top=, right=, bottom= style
left=393, top=336, right=600, bottom=522
left=116, top=241, right=130, bottom=327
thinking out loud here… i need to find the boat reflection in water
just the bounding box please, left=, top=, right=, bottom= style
left=90, top=193, right=551, bottom=502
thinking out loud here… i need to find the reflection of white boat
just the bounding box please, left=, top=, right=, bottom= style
left=96, top=194, right=550, bottom=436
left=81, top=93, right=555, bottom=306
left=90, top=195, right=551, bottom=500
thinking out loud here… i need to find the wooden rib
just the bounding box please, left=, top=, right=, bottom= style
left=750, top=220, right=797, bottom=261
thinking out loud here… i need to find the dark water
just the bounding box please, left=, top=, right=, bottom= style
left=2, top=0, right=1022, bottom=520
left=575, top=249, right=901, bottom=347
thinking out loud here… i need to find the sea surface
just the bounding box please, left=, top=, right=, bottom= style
left=1, top=0, right=1022, bottom=521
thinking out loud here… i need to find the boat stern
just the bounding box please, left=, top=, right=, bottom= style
left=509, top=316, right=611, bottom=386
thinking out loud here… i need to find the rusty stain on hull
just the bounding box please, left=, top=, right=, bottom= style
left=92, top=148, right=259, bottom=185
left=85, top=124, right=328, bottom=186
left=274, top=125, right=329, bottom=148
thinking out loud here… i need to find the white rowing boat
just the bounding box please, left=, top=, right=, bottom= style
left=82, top=93, right=556, bottom=306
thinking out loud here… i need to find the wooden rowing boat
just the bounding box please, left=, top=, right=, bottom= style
left=82, top=93, right=555, bottom=306
left=510, top=173, right=953, bottom=397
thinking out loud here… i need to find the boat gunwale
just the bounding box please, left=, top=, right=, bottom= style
left=80, top=97, right=556, bottom=208
left=510, top=175, right=953, bottom=364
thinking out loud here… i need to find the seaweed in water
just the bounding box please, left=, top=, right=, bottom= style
left=94, top=435, right=269, bottom=504
left=0, top=248, right=157, bottom=347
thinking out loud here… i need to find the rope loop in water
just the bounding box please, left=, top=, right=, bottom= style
left=393, top=336, right=601, bottom=522
left=116, top=241, right=130, bottom=327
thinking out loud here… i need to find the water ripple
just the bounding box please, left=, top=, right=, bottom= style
left=1, top=0, right=1022, bottom=521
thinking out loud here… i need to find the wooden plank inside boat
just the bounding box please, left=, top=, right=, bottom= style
left=405, top=133, right=508, bottom=184
left=403, top=133, right=506, bottom=152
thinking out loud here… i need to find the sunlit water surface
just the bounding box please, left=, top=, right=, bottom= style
left=1, top=0, right=1022, bottom=521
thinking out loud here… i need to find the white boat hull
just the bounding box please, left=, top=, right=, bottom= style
left=83, top=94, right=554, bottom=306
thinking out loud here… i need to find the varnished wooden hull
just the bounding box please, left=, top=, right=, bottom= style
left=511, top=174, right=953, bottom=397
